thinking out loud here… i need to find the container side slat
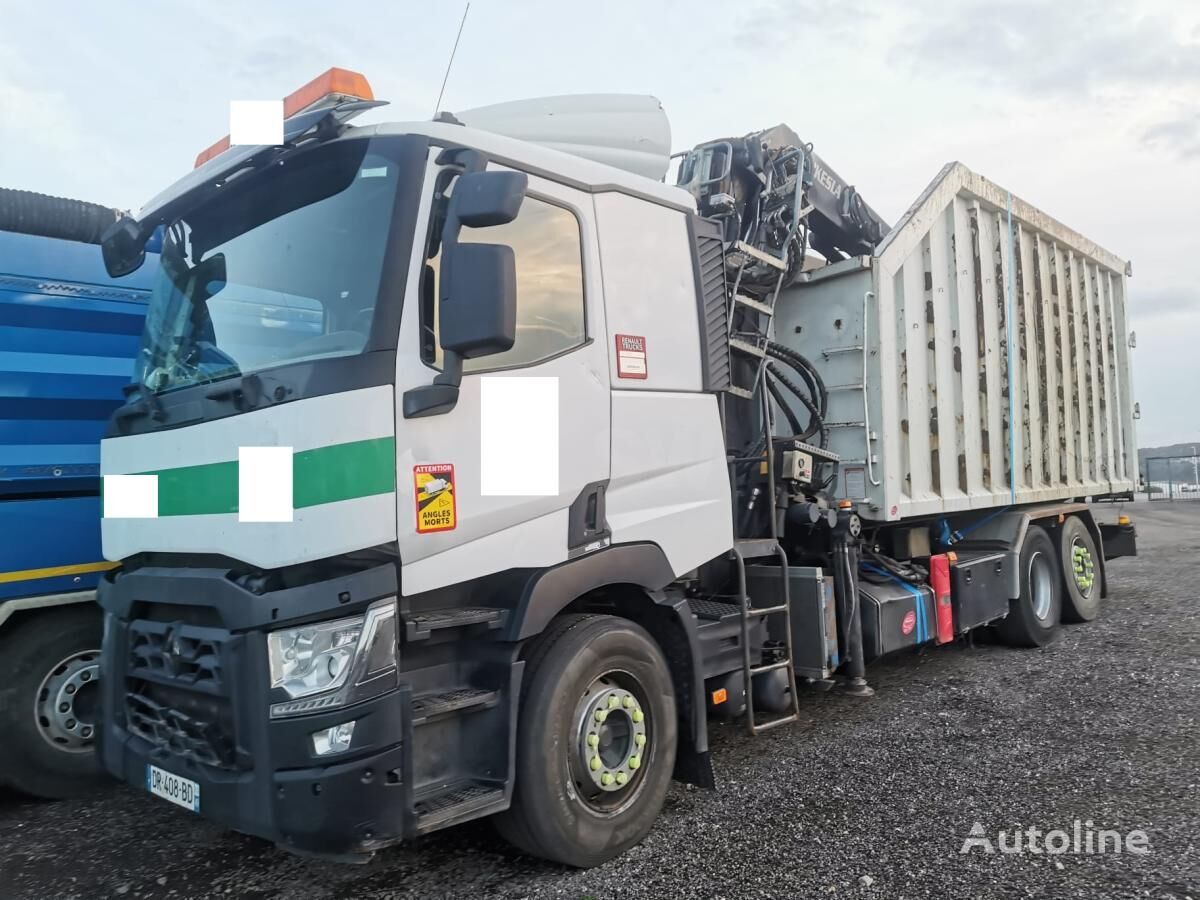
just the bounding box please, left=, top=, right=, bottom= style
left=1054, top=245, right=1076, bottom=484
left=1081, top=261, right=1103, bottom=490
left=902, top=253, right=933, bottom=499
left=1019, top=224, right=1042, bottom=488
left=975, top=204, right=1006, bottom=496
left=952, top=197, right=986, bottom=500
left=929, top=205, right=965, bottom=503
left=1035, top=234, right=1059, bottom=487
left=1095, top=268, right=1116, bottom=487
left=1068, top=252, right=1091, bottom=484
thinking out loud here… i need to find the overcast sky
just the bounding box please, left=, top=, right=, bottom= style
left=1, top=0, right=1196, bottom=446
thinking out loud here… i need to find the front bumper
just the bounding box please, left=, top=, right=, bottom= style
left=96, top=558, right=413, bottom=857
left=100, top=689, right=410, bottom=856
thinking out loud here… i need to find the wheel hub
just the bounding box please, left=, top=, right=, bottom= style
left=35, top=650, right=100, bottom=753
left=576, top=682, right=648, bottom=793
left=1071, top=539, right=1096, bottom=597
left=1028, top=550, right=1054, bottom=621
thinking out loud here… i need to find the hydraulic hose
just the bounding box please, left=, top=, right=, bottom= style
left=765, top=361, right=827, bottom=447
left=766, top=373, right=805, bottom=436
left=766, top=341, right=828, bottom=418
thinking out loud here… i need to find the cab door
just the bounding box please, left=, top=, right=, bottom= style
left=393, top=157, right=610, bottom=596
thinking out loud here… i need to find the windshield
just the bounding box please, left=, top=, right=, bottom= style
left=135, top=138, right=399, bottom=395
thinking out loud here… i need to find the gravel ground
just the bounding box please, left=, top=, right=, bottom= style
left=1, top=501, right=1196, bottom=899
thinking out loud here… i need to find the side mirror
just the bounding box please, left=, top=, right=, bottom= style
left=453, top=171, right=527, bottom=228
left=403, top=169, right=527, bottom=419
left=100, top=215, right=148, bottom=277
left=439, top=243, right=516, bottom=358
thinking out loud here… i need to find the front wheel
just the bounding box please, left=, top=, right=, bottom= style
left=493, top=614, right=677, bottom=867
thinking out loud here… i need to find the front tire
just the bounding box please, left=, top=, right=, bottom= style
left=997, top=525, right=1061, bottom=648
left=0, top=606, right=105, bottom=799
left=493, top=614, right=677, bottom=867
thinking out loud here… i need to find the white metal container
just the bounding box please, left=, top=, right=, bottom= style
left=776, top=162, right=1136, bottom=522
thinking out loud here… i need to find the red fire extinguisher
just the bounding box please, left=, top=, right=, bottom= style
left=931, top=552, right=955, bottom=644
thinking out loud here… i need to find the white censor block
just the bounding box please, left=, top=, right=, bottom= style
left=103, top=474, right=159, bottom=519
left=480, top=376, right=559, bottom=497
left=229, top=99, right=284, bottom=146
left=239, top=446, right=293, bottom=522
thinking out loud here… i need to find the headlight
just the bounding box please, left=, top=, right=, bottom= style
left=267, top=597, right=397, bottom=718
left=269, top=615, right=362, bottom=698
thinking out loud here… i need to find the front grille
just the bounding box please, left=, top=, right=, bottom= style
left=128, top=622, right=223, bottom=690
left=124, top=618, right=239, bottom=770
left=127, top=688, right=237, bottom=769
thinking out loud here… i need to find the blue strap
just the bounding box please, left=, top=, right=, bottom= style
left=861, top=563, right=928, bottom=642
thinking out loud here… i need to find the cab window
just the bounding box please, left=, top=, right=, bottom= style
left=421, top=192, right=586, bottom=371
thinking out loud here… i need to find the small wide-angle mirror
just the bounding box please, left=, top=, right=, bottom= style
left=100, top=215, right=147, bottom=277
left=453, top=171, right=527, bottom=228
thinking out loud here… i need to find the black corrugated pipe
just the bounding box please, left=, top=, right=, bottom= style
left=0, top=188, right=120, bottom=245
left=766, top=340, right=828, bottom=417
left=765, top=361, right=826, bottom=447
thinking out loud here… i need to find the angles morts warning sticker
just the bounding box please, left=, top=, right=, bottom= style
left=615, top=334, right=647, bottom=379
left=414, top=464, right=456, bottom=533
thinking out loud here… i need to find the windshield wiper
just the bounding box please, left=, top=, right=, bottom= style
left=114, top=381, right=167, bottom=427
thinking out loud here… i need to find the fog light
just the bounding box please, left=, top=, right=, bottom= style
left=311, top=721, right=356, bottom=756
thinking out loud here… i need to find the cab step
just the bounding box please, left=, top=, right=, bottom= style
left=404, top=607, right=504, bottom=641
left=688, top=598, right=741, bottom=621
left=414, top=780, right=506, bottom=834
left=411, top=687, right=498, bottom=725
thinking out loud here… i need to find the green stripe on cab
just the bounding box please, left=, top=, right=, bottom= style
left=139, top=437, right=396, bottom=517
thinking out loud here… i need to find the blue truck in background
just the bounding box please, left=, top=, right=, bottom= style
left=0, top=188, right=154, bottom=797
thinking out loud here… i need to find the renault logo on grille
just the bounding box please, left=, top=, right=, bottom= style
left=163, top=625, right=185, bottom=675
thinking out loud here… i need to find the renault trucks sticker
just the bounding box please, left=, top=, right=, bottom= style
left=615, top=334, right=648, bottom=379
left=414, top=464, right=456, bottom=533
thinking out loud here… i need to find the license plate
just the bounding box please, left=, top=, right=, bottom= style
left=146, top=764, right=200, bottom=813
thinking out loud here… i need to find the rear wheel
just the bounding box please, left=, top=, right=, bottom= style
left=0, top=606, right=105, bottom=799
left=1059, top=516, right=1101, bottom=622
left=997, top=525, right=1061, bottom=648
left=493, top=614, right=677, bottom=867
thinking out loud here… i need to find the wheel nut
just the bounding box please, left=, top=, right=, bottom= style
left=631, top=710, right=644, bottom=724
left=587, top=733, right=599, bottom=748
left=595, top=710, right=607, bottom=723
left=601, top=773, right=614, bottom=786
left=615, top=772, right=627, bottom=785
left=590, top=756, right=602, bottom=772
left=623, top=696, right=635, bottom=709
left=608, top=695, right=619, bottom=709
left=80, top=671, right=91, bottom=682
left=66, top=684, right=76, bottom=695
left=81, top=726, right=93, bottom=738
left=59, top=703, right=69, bottom=713
left=635, top=733, right=646, bottom=748
left=65, top=719, right=76, bottom=730
left=628, top=755, right=640, bottom=770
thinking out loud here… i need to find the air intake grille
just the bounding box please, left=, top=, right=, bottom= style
left=692, top=218, right=732, bottom=392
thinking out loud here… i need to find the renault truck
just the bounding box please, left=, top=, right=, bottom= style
left=94, top=69, right=1137, bottom=867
